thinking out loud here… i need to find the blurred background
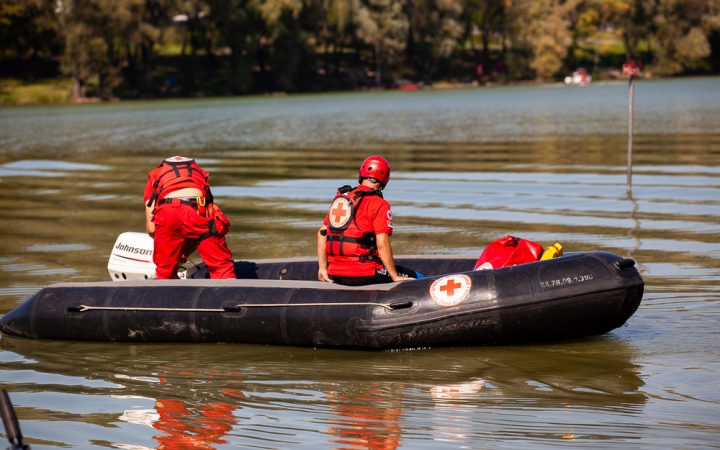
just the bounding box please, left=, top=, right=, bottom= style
left=2, top=0, right=719, bottom=104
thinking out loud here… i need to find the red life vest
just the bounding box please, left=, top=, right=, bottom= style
left=146, top=157, right=211, bottom=207
left=325, top=185, right=381, bottom=262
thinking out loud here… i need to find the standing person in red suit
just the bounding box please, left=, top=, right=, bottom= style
left=317, top=156, right=419, bottom=286
left=144, top=156, right=236, bottom=279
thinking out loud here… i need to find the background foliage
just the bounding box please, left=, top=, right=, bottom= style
left=1, top=0, right=719, bottom=101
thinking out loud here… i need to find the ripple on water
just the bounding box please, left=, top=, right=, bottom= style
left=0, top=285, right=43, bottom=298
left=26, top=243, right=94, bottom=252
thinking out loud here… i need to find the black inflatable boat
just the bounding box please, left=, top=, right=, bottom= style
left=0, top=252, right=643, bottom=349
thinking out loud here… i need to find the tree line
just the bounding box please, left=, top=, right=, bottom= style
left=2, top=0, right=719, bottom=100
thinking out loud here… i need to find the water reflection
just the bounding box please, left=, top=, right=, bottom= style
left=0, top=336, right=647, bottom=448
left=327, top=386, right=403, bottom=450
left=151, top=399, right=238, bottom=449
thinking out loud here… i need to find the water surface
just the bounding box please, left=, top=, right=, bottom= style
left=0, top=77, right=719, bottom=449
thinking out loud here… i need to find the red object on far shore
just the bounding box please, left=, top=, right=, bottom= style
left=398, top=84, right=420, bottom=91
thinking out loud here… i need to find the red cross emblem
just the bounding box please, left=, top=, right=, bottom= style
left=439, top=279, right=462, bottom=296
left=429, top=275, right=472, bottom=307
left=328, top=198, right=352, bottom=228
left=331, top=202, right=348, bottom=223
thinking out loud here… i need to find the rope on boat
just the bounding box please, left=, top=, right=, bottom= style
left=73, top=301, right=411, bottom=313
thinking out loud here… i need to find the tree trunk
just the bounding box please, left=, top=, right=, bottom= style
left=100, top=37, right=116, bottom=100
left=187, top=16, right=198, bottom=91
left=332, top=36, right=342, bottom=77
left=324, top=38, right=330, bottom=73
left=406, top=22, right=416, bottom=78
left=180, top=25, right=188, bottom=81
left=256, top=43, right=270, bottom=91
left=142, top=40, right=154, bottom=91
left=501, top=31, right=507, bottom=58
left=427, top=60, right=435, bottom=82
left=354, top=36, right=361, bottom=65
left=72, top=75, right=86, bottom=100
left=205, top=25, right=215, bottom=77
left=593, top=46, right=599, bottom=72
left=622, top=31, right=636, bottom=62
left=375, top=43, right=381, bottom=86
left=126, top=42, right=138, bottom=88
left=482, top=8, right=491, bottom=74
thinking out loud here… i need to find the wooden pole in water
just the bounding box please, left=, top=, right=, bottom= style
left=627, top=75, right=634, bottom=196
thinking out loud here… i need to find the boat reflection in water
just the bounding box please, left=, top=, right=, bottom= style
left=116, top=366, right=244, bottom=449
left=327, top=386, right=404, bottom=450
left=0, top=336, right=646, bottom=448
left=118, top=398, right=238, bottom=449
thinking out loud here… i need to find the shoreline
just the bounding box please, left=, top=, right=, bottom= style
left=0, top=71, right=691, bottom=107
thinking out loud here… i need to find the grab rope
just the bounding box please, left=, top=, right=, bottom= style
left=73, top=301, right=411, bottom=313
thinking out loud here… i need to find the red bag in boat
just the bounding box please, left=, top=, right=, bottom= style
left=474, top=235, right=543, bottom=270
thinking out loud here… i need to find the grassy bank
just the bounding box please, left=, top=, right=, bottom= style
left=0, top=79, right=72, bottom=106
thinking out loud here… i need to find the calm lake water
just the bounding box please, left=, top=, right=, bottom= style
left=0, top=77, right=719, bottom=449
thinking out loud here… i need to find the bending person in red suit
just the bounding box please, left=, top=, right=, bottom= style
left=317, top=156, right=418, bottom=286
left=144, top=156, right=236, bottom=279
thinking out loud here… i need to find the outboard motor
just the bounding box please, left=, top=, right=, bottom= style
left=107, top=232, right=156, bottom=281
left=107, top=232, right=207, bottom=280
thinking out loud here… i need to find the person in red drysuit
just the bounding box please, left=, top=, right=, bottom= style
left=316, top=156, right=418, bottom=286
left=144, top=156, right=236, bottom=279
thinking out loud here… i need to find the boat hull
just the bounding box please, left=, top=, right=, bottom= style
left=0, top=252, right=643, bottom=349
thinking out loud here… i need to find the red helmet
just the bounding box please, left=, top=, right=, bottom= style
left=359, top=156, right=391, bottom=187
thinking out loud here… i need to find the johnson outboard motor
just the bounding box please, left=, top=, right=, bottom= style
left=107, top=232, right=207, bottom=280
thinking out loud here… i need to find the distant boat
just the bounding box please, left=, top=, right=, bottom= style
left=564, top=69, right=592, bottom=86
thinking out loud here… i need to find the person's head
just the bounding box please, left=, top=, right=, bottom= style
left=358, top=155, right=390, bottom=189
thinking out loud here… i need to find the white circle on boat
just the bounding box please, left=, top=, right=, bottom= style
left=429, top=274, right=472, bottom=307
left=328, top=197, right=352, bottom=228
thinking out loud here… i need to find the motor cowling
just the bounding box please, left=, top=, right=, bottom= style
left=107, top=232, right=207, bottom=280
left=108, top=232, right=157, bottom=280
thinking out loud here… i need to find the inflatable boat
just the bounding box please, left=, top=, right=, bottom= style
left=0, top=233, right=644, bottom=349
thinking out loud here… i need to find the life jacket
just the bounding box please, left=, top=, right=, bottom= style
left=146, top=156, right=211, bottom=207
left=325, top=185, right=382, bottom=262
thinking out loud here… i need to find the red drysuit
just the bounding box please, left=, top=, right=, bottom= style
left=144, top=157, right=236, bottom=280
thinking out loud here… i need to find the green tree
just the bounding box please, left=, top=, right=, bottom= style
left=407, top=0, right=464, bottom=82
left=318, top=0, right=355, bottom=77
left=501, top=0, right=576, bottom=79
left=250, top=0, right=319, bottom=92
left=60, top=0, right=143, bottom=99
left=354, top=0, right=409, bottom=85
left=652, top=0, right=720, bottom=74
left=0, top=0, right=61, bottom=60
left=206, top=0, right=258, bottom=94
left=462, top=0, right=505, bottom=77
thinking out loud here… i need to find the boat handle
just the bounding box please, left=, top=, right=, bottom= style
left=615, top=259, right=636, bottom=269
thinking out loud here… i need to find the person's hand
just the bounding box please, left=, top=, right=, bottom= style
left=318, top=268, right=333, bottom=282
left=391, top=274, right=413, bottom=282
